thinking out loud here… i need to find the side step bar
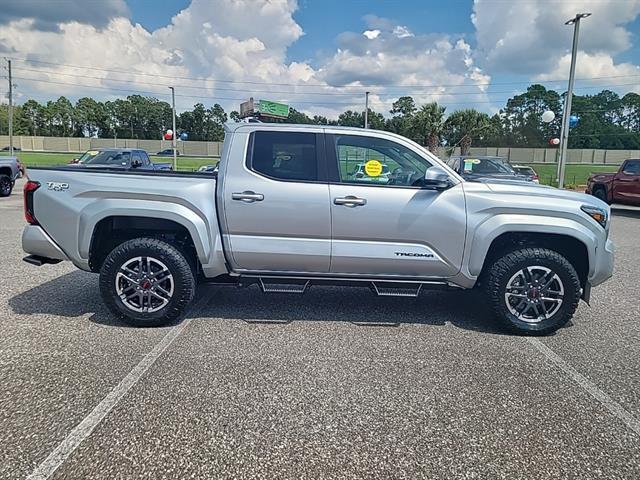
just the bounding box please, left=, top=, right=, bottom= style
left=258, top=278, right=310, bottom=294
left=22, top=255, right=62, bottom=267
left=371, top=282, right=422, bottom=297
left=250, top=277, right=448, bottom=297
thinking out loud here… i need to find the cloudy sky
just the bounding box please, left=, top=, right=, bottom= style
left=0, top=0, right=639, bottom=118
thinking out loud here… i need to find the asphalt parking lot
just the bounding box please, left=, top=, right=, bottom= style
left=1, top=179, right=639, bottom=479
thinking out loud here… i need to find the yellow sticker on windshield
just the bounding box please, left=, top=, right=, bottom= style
left=364, top=160, right=383, bottom=177
left=467, top=158, right=481, bottom=164
left=87, top=150, right=99, bottom=155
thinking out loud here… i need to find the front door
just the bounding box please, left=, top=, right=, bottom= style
left=612, top=159, right=640, bottom=205
left=221, top=129, right=331, bottom=273
left=326, top=132, right=466, bottom=278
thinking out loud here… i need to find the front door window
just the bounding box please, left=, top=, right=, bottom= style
left=334, top=135, right=433, bottom=187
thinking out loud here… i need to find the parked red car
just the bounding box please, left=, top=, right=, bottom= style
left=586, top=159, right=640, bottom=205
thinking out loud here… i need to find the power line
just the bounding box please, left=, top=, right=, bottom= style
left=10, top=76, right=503, bottom=106
left=12, top=66, right=640, bottom=98
left=8, top=56, right=640, bottom=89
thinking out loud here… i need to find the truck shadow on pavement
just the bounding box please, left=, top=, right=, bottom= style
left=8, top=271, right=524, bottom=335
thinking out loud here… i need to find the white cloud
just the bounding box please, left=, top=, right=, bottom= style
left=472, top=0, right=640, bottom=80
left=0, top=0, right=128, bottom=31
left=319, top=21, right=492, bottom=115
left=393, top=26, right=414, bottom=39
left=363, top=29, right=381, bottom=40
left=536, top=52, right=640, bottom=93
left=0, top=1, right=497, bottom=119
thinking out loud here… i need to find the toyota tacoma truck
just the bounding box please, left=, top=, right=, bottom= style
left=586, top=158, right=640, bottom=206
left=0, top=156, right=21, bottom=197
left=21, top=123, right=614, bottom=335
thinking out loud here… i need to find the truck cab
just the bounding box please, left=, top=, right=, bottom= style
left=587, top=159, right=640, bottom=205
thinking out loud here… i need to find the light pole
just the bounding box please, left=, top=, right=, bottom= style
left=557, top=12, right=591, bottom=188
left=169, top=86, right=177, bottom=170
left=7, top=59, right=13, bottom=156
left=364, top=91, right=370, bottom=129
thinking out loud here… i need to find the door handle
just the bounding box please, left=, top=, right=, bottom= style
left=334, top=195, right=367, bottom=207
left=232, top=191, right=264, bottom=202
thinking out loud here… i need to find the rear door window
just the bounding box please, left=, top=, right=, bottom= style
left=248, top=131, right=320, bottom=182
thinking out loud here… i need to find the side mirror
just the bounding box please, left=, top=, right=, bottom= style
left=423, top=166, right=451, bottom=190
left=131, top=159, right=142, bottom=168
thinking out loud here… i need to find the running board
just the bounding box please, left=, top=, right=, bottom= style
left=258, top=278, right=309, bottom=294
left=371, top=282, right=422, bottom=297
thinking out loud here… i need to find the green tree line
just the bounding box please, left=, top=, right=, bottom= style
left=1, top=85, right=639, bottom=153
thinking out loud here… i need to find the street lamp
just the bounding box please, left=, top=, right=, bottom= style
left=364, top=91, right=370, bottom=129
left=556, top=12, right=591, bottom=188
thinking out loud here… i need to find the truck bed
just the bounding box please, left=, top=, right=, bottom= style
left=24, top=167, right=226, bottom=277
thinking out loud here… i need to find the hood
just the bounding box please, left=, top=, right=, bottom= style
left=482, top=180, right=609, bottom=209
left=589, top=172, right=615, bottom=181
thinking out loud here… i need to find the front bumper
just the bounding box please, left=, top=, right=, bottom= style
left=22, top=225, right=69, bottom=262
left=589, top=238, right=615, bottom=287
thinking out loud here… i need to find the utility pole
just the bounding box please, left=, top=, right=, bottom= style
left=169, top=86, right=177, bottom=170
left=557, top=12, right=591, bottom=188
left=364, top=91, right=370, bottom=129
left=7, top=59, right=13, bottom=156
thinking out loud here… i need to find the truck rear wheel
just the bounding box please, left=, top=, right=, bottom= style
left=99, top=238, right=195, bottom=327
left=485, top=248, right=581, bottom=335
left=0, top=175, right=12, bottom=197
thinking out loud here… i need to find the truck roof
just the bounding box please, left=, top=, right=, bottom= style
left=90, top=148, right=147, bottom=153
left=224, top=122, right=383, bottom=135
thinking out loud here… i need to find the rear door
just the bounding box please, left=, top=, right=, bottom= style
left=220, top=129, right=332, bottom=273
left=326, top=132, right=467, bottom=278
left=612, top=159, right=640, bottom=204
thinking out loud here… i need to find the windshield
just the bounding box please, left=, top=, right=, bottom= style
left=83, top=151, right=131, bottom=166
left=77, top=150, right=101, bottom=164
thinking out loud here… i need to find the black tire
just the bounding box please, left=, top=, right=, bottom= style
left=485, top=248, right=581, bottom=335
left=592, top=185, right=609, bottom=204
left=99, top=238, right=196, bottom=327
left=0, top=175, right=12, bottom=197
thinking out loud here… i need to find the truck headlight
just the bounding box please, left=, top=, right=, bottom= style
left=581, top=205, right=608, bottom=229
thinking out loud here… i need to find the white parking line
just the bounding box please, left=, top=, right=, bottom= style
left=526, top=337, right=640, bottom=436
left=26, top=297, right=207, bottom=480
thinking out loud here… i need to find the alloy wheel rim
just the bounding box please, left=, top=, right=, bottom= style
left=0, top=178, right=9, bottom=194
left=504, top=266, right=564, bottom=323
left=115, top=256, right=174, bottom=313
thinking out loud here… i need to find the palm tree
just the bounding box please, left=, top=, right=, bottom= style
left=444, top=109, right=491, bottom=155
left=411, top=102, right=446, bottom=153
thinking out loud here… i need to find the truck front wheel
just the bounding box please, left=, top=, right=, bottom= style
left=485, top=248, right=581, bottom=335
left=99, top=238, right=195, bottom=327
left=592, top=185, right=609, bottom=204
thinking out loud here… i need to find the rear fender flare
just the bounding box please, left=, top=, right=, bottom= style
left=78, top=200, right=212, bottom=265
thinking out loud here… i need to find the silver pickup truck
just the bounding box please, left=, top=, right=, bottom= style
left=21, top=123, right=614, bottom=335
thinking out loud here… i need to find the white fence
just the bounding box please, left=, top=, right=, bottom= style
left=1, top=135, right=638, bottom=164
left=0, top=135, right=222, bottom=157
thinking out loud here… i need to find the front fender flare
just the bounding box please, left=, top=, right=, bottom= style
left=466, top=214, right=598, bottom=278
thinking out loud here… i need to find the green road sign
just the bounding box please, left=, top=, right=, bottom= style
left=257, top=100, right=290, bottom=118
